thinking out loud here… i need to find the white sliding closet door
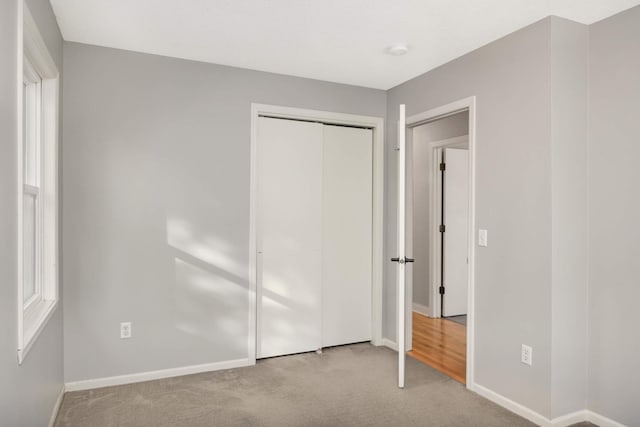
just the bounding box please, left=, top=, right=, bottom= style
left=322, top=125, right=373, bottom=347
left=257, top=117, right=323, bottom=359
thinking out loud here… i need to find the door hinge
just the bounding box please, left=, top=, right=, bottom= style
left=439, top=286, right=445, bottom=295
left=440, top=162, right=446, bottom=171
left=439, top=224, right=445, bottom=233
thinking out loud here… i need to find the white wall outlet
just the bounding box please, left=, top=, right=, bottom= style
left=521, top=344, right=532, bottom=366
left=120, top=322, right=132, bottom=339
left=478, top=229, right=488, bottom=247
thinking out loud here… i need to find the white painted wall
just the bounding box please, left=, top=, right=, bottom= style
left=0, top=0, right=64, bottom=425
left=57, top=5, right=640, bottom=425
left=588, top=6, right=640, bottom=425
left=550, top=17, right=589, bottom=419
left=389, top=12, right=636, bottom=424
left=62, top=42, right=386, bottom=382
left=387, top=18, right=555, bottom=416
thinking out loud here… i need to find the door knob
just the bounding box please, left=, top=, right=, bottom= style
left=391, top=257, right=414, bottom=264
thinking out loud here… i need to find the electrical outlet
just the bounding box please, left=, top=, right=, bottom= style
left=521, top=344, right=532, bottom=366
left=120, top=322, right=132, bottom=339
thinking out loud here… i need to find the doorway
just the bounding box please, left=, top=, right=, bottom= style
left=398, top=99, right=475, bottom=387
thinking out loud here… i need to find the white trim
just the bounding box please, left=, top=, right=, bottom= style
left=65, top=358, right=251, bottom=392
left=412, top=303, right=430, bottom=317
left=48, top=386, right=65, bottom=427
left=23, top=4, right=57, bottom=79
left=467, top=97, right=477, bottom=389
left=16, top=0, right=25, bottom=365
left=381, top=338, right=398, bottom=351
left=42, top=75, right=60, bottom=302
left=469, top=383, right=551, bottom=426
left=248, top=105, right=258, bottom=365
left=406, top=98, right=471, bottom=128
left=397, top=104, right=406, bottom=388
left=584, top=410, right=627, bottom=427
left=470, top=382, right=627, bottom=427
left=249, top=103, right=385, bottom=362
left=17, top=2, right=60, bottom=365
left=405, top=96, right=477, bottom=387
left=432, top=146, right=443, bottom=318
left=551, top=410, right=589, bottom=427
left=17, top=300, right=57, bottom=363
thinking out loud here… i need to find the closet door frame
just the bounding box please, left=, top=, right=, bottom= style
left=249, top=103, right=385, bottom=364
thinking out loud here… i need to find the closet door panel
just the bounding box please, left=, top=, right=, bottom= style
left=322, top=125, right=373, bottom=348
left=257, top=117, right=323, bottom=359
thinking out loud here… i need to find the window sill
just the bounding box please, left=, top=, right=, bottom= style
left=18, top=299, right=57, bottom=365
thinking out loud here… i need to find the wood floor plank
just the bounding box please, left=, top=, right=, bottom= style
left=408, top=311, right=467, bottom=384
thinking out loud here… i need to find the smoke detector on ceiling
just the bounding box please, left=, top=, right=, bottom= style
left=387, top=44, right=409, bottom=56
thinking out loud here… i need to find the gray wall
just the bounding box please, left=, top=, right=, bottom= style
left=62, top=42, right=386, bottom=382
left=0, top=0, right=64, bottom=425
left=388, top=11, right=638, bottom=421
left=52, top=4, right=640, bottom=424
left=549, top=17, right=589, bottom=418
left=387, top=18, right=554, bottom=416
left=588, top=6, right=640, bottom=425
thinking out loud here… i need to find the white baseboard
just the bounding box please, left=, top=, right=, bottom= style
left=381, top=338, right=398, bottom=351
left=60, top=353, right=628, bottom=427
left=65, top=358, right=251, bottom=392
left=553, top=410, right=625, bottom=427
left=469, top=382, right=627, bottom=427
left=48, top=385, right=65, bottom=427
left=585, top=410, right=626, bottom=427
left=412, top=303, right=430, bottom=317
left=551, top=410, right=589, bottom=426
left=468, top=382, right=551, bottom=426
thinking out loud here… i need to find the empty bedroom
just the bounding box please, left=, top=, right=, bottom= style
left=1, top=0, right=639, bottom=426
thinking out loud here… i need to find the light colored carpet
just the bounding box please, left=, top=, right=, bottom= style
left=56, top=343, right=537, bottom=426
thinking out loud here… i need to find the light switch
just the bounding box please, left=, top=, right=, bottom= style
left=478, top=229, right=488, bottom=247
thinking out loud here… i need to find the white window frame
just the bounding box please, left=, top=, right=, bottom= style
left=17, top=2, right=60, bottom=364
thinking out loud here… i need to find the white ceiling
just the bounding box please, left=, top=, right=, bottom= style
left=50, top=0, right=639, bottom=89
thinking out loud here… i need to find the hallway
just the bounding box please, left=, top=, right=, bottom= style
left=408, top=311, right=467, bottom=384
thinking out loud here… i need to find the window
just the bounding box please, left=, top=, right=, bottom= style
left=22, top=57, right=42, bottom=310
left=18, top=3, right=59, bottom=364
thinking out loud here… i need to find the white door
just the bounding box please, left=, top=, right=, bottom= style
left=395, top=105, right=412, bottom=388
left=256, top=117, right=323, bottom=358
left=442, top=148, right=469, bottom=317
left=322, top=125, right=373, bottom=347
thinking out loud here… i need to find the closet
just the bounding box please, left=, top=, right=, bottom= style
left=256, top=116, right=373, bottom=359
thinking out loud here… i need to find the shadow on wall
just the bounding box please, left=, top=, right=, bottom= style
left=166, top=218, right=318, bottom=355
left=167, top=217, right=249, bottom=354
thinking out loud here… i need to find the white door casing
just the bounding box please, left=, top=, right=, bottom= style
left=396, top=104, right=407, bottom=388
left=403, top=96, right=477, bottom=388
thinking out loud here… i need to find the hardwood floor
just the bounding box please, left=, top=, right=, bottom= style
left=408, top=311, right=467, bottom=384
